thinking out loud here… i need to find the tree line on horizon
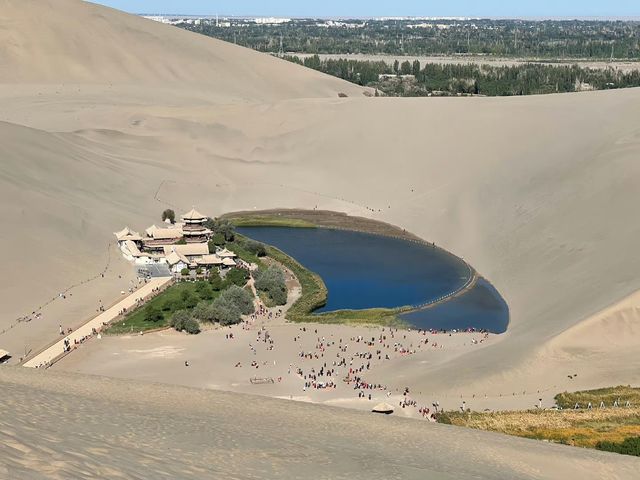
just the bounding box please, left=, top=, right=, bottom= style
left=181, top=19, right=640, bottom=60
left=283, top=54, right=640, bottom=96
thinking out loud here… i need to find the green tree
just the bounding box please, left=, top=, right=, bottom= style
left=244, top=239, right=267, bottom=257
left=400, top=60, right=412, bottom=75
left=161, top=209, right=176, bottom=224
left=210, top=233, right=226, bottom=247
left=210, top=296, right=242, bottom=325
left=254, top=265, right=288, bottom=306
left=180, top=289, right=199, bottom=309
left=224, top=268, right=249, bottom=288
left=207, top=218, right=235, bottom=242
left=144, top=305, right=163, bottom=323
left=192, top=301, right=216, bottom=322
left=170, top=309, right=200, bottom=334
left=208, top=270, right=223, bottom=290
left=412, top=59, right=421, bottom=76
left=393, top=59, right=399, bottom=74
left=220, top=285, right=255, bottom=315
left=181, top=317, right=201, bottom=334
left=195, top=281, right=214, bottom=300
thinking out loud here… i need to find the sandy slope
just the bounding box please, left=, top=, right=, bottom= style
left=0, top=0, right=365, bottom=100
left=0, top=0, right=639, bottom=470
left=1, top=366, right=638, bottom=480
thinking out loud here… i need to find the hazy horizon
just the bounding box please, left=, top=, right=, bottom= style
left=89, top=1, right=640, bottom=19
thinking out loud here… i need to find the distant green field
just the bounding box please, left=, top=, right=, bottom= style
left=228, top=215, right=316, bottom=228
left=555, top=386, right=640, bottom=409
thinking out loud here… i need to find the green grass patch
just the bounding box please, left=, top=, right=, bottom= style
left=555, top=386, right=640, bottom=409
left=227, top=234, right=266, bottom=267
left=314, top=308, right=407, bottom=327
left=596, top=436, right=640, bottom=456
left=105, top=281, right=221, bottom=335
left=228, top=215, right=317, bottom=228
left=257, top=289, right=277, bottom=308
left=437, top=389, right=640, bottom=455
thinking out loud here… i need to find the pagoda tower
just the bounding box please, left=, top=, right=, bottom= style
left=181, top=208, right=211, bottom=243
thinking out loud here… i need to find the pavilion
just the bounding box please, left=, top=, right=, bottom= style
left=115, top=208, right=237, bottom=273
left=181, top=208, right=212, bottom=243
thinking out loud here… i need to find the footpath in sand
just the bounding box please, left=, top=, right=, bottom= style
left=24, top=276, right=172, bottom=368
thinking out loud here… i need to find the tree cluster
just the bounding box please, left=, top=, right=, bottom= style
left=205, top=218, right=235, bottom=242
left=170, top=309, right=201, bottom=334
left=184, top=19, right=640, bottom=60
left=209, top=285, right=255, bottom=325
left=254, top=265, right=288, bottom=306
left=285, top=55, right=640, bottom=97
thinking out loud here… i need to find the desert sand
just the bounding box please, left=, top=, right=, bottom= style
left=2, top=366, right=640, bottom=480
left=0, top=0, right=639, bottom=475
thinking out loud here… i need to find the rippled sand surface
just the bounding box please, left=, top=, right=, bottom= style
left=1, top=367, right=638, bottom=479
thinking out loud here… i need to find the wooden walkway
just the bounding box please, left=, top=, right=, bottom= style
left=23, top=276, right=173, bottom=368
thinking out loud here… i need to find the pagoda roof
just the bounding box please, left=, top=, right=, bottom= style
left=182, top=208, right=207, bottom=221
left=217, top=248, right=237, bottom=258
left=166, top=251, right=190, bottom=266
left=124, top=240, right=144, bottom=257
left=197, top=255, right=224, bottom=266
left=163, top=243, right=209, bottom=257
left=222, top=257, right=237, bottom=267
left=151, top=228, right=184, bottom=240
left=114, top=227, right=142, bottom=242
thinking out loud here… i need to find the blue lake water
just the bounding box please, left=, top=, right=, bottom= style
left=400, top=278, right=509, bottom=333
left=238, top=226, right=509, bottom=333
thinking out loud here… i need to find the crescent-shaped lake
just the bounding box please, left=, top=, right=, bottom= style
left=237, top=226, right=508, bottom=333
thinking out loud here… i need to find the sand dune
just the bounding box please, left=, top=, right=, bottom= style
left=1, top=366, right=638, bottom=479
left=0, top=0, right=640, bottom=473
left=0, top=0, right=365, bottom=101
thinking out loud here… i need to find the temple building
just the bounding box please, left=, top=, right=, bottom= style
left=115, top=208, right=237, bottom=274
left=114, top=227, right=143, bottom=246
left=181, top=208, right=212, bottom=243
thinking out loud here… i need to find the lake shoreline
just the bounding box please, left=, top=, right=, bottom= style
left=231, top=211, right=508, bottom=333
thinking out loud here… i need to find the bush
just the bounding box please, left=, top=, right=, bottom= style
left=225, top=267, right=249, bottom=287
left=205, top=218, right=235, bottom=241
left=192, top=301, right=216, bottom=322
left=435, top=413, right=453, bottom=425
left=144, top=305, right=163, bottom=323
left=254, top=265, right=288, bottom=306
left=170, top=309, right=200, bottom=334
left=161, top=209, right=176, bottom=224
left=210, top=233, right=226, bottom=247
left=244, top=239, right=267, bottom=257
left=195, top=267, right=203, bottom=275
left=181, top=268, right=190, bottom=276
left=209, top=285, right=255, bottom=325
left=195, top=281, right=215, bottom=300
left=221, top=285, right=255, bottom=315
left=180, top=290, right=199, bottom=309
left=208, top=270, right=223, bottom=291
left=211, top=296, right=242, bottom=325
left=596, top=437, right=640, bottom=457
left=181, top=317, right=201, bottom=334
